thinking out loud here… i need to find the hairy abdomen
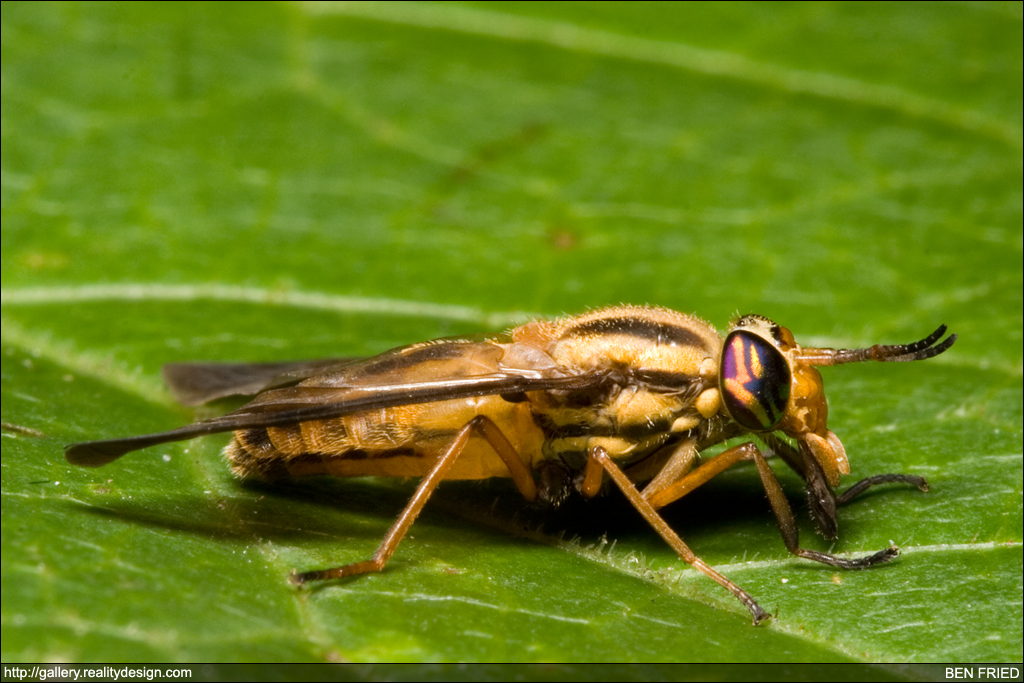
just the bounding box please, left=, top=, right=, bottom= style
left=225, top=395, right=544, bottom=480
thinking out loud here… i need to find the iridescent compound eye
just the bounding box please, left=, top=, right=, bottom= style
left=720, top=329, right=792, bottom=431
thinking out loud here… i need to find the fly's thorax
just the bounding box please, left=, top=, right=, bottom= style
left=544, top=305, right=721, bottom=378
left=510, top=319, right=560, bottom=348
left=521, top=305, right=723, bottom=464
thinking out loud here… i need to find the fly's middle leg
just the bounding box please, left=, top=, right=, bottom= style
left=581, top=445, right=770, bottom=625
left=644, top=440, right=904, bottom=569
left=642, top=440, right=758, bottom=510
left=289, top=415, right=537, bottom=585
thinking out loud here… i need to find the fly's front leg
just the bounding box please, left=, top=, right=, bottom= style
left=746, top=443, right=899, bottom=569
left=582, top=445, right=770, bottom=625
left=763, top=433, right=928, bottom=537
left=289, top=415, right=537, bottom=585
left=837, top=473, right=929, bottom=506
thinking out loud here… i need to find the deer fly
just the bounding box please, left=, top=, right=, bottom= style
left=65, top=305, right=956, bottom=624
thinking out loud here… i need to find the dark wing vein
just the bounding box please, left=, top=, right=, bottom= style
left=65, top=372, right=608, bottom=467
left=162, top=358, right=360, bottom=406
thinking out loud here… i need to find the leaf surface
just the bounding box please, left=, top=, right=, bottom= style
left=2, top=1, right=1021, bottom=665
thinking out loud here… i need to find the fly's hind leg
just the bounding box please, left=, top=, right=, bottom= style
left=289, top=415, right=537, bottom=585
left=582, top=445, right=770, bottom=625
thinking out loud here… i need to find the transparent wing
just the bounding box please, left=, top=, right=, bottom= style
left=65, top=338, right=606, bottom=468
left=162, top=358, right=358, bottom=406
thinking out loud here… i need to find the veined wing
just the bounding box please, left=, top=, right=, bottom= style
left=65, top=338, right=607, bottom=468
left=160, top=333, right=521, bottom=406
left=162, top=358, right=358, bottom=406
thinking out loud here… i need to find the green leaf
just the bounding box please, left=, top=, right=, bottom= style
left=3, top=0, right=1021, bottom=666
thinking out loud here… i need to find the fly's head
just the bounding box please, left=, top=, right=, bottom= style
left=719, top=315, right=958, bottom=488
left=719, top=315, right=837, bottom=485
